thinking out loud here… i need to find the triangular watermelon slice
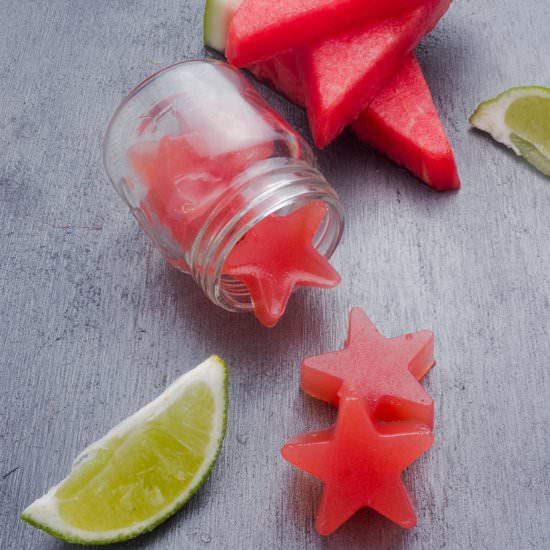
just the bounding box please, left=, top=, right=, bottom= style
left=226, top=0, right=432, bottom=67
left=250, top=53, right=306, bottom=108
left=299, top=0, right=452, bottom=147
left=351, top=55, right=460, bottom=191
left=249, top=53, right=459, bottom=191
left=204, top=0, right=459, bottom=190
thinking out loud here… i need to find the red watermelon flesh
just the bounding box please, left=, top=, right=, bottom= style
left=227, top=0, right=431, bottom=67
left=351, top=55, right=460, bottom=191
left=250, top=53, right=306, bottom=108
left=300, top=0, right=452, bottom=148
left=250, top=54, right=460, bottom=191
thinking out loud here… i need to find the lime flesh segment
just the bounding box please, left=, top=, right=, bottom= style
left=470, top=86, right=550, bottom=177
left=506, top=96, right=550, bottom=161
left=21, top=356, right=228, bottom=545
left=511, top=133, right=550, bottom=176
left=58, top=382, right=216, bottom=530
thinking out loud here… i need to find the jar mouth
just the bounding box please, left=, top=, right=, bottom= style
left=190, top=157, right=345, bottom=314
left=220, top=197, right=344, bottom=313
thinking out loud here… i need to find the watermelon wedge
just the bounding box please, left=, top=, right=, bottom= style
left=299, top=0, right=452, bottom=147
left=250, top=53, right=306, bottom=108
left=226, top=0, right=432, bottom=67
left=249, top=54, right=459, bottom=191
left=351, top=55, right=460, bottom=191
left=204, top=0, right=460, bottom=190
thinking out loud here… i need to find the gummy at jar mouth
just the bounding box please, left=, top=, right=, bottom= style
left=188, top=157, right=344, bottom=315
left=217, top=198, right=343, bottom=313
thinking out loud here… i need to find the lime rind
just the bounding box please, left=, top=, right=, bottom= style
left=470, top=86, right=550, bottom=171
left=21, top=356, right=228, bottom=546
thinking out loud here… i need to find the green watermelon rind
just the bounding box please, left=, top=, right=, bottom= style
left=204, top=0, right=243, bottom=53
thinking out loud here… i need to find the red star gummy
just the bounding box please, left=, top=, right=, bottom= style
left=282, top=390, right=434, bottom=534
left=301, top=308, right=435, bottom=427
left=222, top=201, right=341, bottom=327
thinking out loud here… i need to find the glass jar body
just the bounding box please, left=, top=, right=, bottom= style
left=104, top=60, right=344, bottom=313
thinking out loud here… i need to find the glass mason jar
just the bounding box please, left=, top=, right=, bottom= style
left=103, top=59, right=344, bottom=316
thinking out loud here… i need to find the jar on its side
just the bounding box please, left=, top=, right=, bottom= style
left=103, top=60, right=344, bottom=316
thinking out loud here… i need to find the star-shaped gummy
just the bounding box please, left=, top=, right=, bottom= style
left=222, top=201, right=341, bottom=327
left=301, top=308, right=435, bottom=427
left=282, top=391, right=434, bottom=534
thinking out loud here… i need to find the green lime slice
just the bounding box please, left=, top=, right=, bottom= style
left=470, top=86, right=550, bottom=176
left=21, top=355, right=228, bottom=545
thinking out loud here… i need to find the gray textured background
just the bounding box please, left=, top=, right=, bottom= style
left=1, top=1, right=549, bottom=549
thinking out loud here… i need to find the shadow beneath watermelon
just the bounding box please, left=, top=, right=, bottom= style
left=316, top=131, right=458, bottom=205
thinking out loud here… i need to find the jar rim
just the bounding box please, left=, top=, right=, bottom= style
left=190, top=157, right=345, bottom=314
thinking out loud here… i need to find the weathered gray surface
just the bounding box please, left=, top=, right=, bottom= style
left=1, top=0, right=549, bottom=548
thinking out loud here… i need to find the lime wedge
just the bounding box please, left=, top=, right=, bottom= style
left=21, top=355, right=228, bottom=545
left=470, top=86, right=550, bottom=176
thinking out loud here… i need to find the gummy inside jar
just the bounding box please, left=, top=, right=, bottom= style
left=128, top=135, right=272, bottom=260
left=127, top=128, right=340, bottom=327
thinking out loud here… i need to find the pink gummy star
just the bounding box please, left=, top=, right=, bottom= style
left=223, top=201, right=341, bottom=327
left=301, top=308, right=435, bottom=427
left=282, top=391, right=434, bottom=534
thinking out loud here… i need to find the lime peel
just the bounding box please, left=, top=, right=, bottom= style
left=21, top=355, right=228, bottom=545
left=470, top=86, right=550, bottom=176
